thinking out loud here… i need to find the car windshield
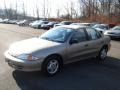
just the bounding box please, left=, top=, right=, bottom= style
left=34, top=21, right=39, bottom=23
left=71, top=23, right=87, bottom=26
left=83, top=24, right=91, bottom=26
left=33, top=20, right=43, bottom=24
left=112, top=26, right=120, bottom=30
left=93, top=25, right=99, bottom=28
left=48, top=22, right=54, bottom=25
left=93, top=24, right=107, bottom=29
left=60, top=21, right=71, bottom=25
left=71, top=23, right=81, bottom=25
left=40, top=27, right=73, bottom=43
left=37, top=21, right=43, bottom=24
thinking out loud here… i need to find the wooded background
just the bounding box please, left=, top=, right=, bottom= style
left=0, top=0, right=120, bottom=24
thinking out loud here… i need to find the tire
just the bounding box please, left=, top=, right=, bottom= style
left=97, top=47, right=108, bottom=62
left=38, top=25, right=41, bottom=29
left=42, top=56, right=62, bottom=76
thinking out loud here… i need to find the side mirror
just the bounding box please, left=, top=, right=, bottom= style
left=69, top=39, right=78, bottom=45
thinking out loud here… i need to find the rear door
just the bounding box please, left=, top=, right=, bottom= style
left=85, top=28, right=104, bottom=57
left=66, top=28, right=90, bottom=63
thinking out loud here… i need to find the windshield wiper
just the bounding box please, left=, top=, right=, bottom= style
left=42, top=37, right=56, bottom=42
left=42, top=37, right=52, bottom=40
left=41, top=37, right=63, bottom=43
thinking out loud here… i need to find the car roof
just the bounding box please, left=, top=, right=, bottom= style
left=100, top=24, right=108, bottom=26
left=61, top=21, right=72, bottom=22
left=59, top=25, right=89, bottom=30
left=114, top=25, right=120, bottom=27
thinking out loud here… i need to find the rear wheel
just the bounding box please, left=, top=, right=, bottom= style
left=97, top=47, right=108, bottom=62
left=42, top=56, right=62, bottom=76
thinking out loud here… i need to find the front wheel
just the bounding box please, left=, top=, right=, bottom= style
left=42, top=56, right=61, bottom=76
left=38, top=25, right=41, bottom=29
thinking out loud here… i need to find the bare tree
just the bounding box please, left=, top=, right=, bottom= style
left=70, top=1, right=74, bottom=19
left=4, top=0, right=8, bottom=18
left=56, top=8, right=60, bottom=18
left=46, top=0, right=51, bottom=18
left=63, top=2, right=71, bottom=20
left=22, top=1, right=26, bottom=19
left=3, top=1, right=14, bottom=19
left=43, top=0, right=46, bottom=18
left=42, top=0, right=51, bottom=19
left=36, top=3, right=40, bottom=19
left=14, top=1, right=18, bottom=19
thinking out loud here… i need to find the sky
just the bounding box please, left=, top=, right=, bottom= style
left=0, top=0, right=79, bottom=17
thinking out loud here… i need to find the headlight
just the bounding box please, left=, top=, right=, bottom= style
left=41, top=25, right=46, bottom=27
left=16, top=54, right=39, bottom=61
left=104, top=31, right=108, bottom=35
left=41, top=25, right=44, bottom=27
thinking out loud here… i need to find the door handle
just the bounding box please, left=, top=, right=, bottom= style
left=84, top=44, right=88, bottom=47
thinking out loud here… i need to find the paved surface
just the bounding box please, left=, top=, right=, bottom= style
left=0, top=24, right=120, bottom=90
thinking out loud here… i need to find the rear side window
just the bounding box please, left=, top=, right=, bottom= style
left=64, top=22, right=72, bottom=25
left=44, top=22, right=49, bottom=24
left=96, top=31, right=102, bottom=38
left=86, top=28, right=100, bottom=40
left=71, top=29, right=87, bottom=43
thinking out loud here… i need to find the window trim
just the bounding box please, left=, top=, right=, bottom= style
left=95, top=29, right=103, bottom=39
left=69, top=29, right=88, bottom=44
left=85, top=27, right=102, bottom=41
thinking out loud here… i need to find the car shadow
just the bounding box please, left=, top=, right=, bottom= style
left=12, top=57, right=120, bottom=90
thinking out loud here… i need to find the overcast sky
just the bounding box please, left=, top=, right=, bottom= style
left=0, top=0, right=79, bottom=17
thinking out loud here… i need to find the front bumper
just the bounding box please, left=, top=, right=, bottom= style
left=105, top=34, right=120, bottom=38
left=4, top=51, right=43, bottom=72
left=41, top=26, right=50, bottom=29
left=31, top=25, right=38, bottom=28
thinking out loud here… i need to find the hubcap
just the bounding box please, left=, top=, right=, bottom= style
left=47, top=60, right=59, bottom=74
left=100, top=49, right=107, bottom=59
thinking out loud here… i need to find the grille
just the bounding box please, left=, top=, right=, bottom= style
left=108, top=32, right=115, bottom=34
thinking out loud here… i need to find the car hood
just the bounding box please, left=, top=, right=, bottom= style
left=31, top=23, right=39, bottom=26
left=55, top=24, right=63, bottom=26
left=41, top=24, right=48, bottom=27
left=95, top=28, right=107, bottom=32
left=106, top=30, right=120, bottom=33
left=8, top=38, right=61, bottom=56
left=32, top=23, right=41, bottom=26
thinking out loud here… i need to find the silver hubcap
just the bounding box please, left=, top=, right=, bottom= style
left=47, top=60, right=59, bottom=74
left=100, top=49, right=107, bottom=59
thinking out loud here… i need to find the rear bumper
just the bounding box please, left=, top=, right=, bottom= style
left=108, top=43, right=111, bottom=51
left=4, top=51, right=43, bottom=72
left=41, top=26, right=50, bottom=29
